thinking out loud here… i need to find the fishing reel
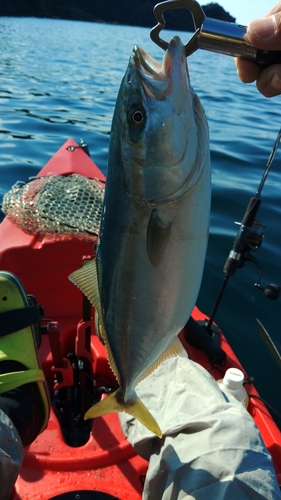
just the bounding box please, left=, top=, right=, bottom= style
left=224, top=211, right=280, bottom=301
left=205, top=130, right=281, bottom=332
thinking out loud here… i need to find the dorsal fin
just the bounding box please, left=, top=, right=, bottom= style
left=69, top=260, right=120, bottom=383
left=69, top=259, right=101, bottom=315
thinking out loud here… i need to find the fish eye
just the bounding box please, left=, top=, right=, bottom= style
left=128, top=106, right=146, bottom=128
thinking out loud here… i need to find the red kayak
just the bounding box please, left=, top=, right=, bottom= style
left=0, top=139, right=280, bottom=499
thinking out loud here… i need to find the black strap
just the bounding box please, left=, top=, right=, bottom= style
left=0, top=304, right=43, bottom=337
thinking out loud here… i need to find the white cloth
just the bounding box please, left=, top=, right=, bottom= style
left=0, top=408, right=23, bottom=500
left=119, top=356, right=281, bottom=500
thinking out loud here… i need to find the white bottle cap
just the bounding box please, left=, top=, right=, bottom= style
left=222, top=368, right=245, bottom=391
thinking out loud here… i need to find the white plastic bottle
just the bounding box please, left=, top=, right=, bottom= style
left=217, top=367, right=249, bottom=408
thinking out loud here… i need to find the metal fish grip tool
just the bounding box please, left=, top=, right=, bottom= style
left=150, top=0, right=281, bottom=67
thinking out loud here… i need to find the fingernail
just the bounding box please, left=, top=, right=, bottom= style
left=248, top=16, right=276, bottom=39
left=271, top=73, right=281, bottom=90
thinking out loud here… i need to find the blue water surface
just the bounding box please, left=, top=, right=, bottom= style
left=0, top=17, right=281, bottom=424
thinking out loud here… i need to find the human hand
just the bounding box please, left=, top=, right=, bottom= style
left=235, top=2, right=281, bottom=97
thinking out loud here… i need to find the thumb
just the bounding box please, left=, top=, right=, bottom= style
left=246, top=13, right=281, bottom=50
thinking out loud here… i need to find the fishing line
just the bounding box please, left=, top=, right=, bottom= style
left=236, top=126, right=281, bottom=228
left=257, top=126, right=281, bottom=199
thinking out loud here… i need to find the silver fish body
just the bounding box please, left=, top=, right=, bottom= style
left=70, top=36, right=211, bottom=436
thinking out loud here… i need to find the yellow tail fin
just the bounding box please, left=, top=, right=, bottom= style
left=84, top=388, right=162, bottom=438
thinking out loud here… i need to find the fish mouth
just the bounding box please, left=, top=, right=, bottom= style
left=132, top=43, right=172, bottom=99
left=133, top=46, right=163, bottom=79
left=132, top=36, right=189, bottom=101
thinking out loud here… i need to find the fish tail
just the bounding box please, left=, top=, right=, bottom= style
left=84, top=388, right=162, bottom=438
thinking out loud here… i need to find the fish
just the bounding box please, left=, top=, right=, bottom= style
left=69, top=35, right=211, bottom=438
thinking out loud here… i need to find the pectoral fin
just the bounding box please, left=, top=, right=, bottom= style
left=147, top=209, right=171, bottom=267
left=84, top=388, right=162, bottom=438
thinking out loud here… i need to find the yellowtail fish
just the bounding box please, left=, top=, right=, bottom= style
left=69, top=36, right=211, bottom=437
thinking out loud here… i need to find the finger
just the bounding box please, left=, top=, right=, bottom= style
left=234, top=57, right=262, bottom=83
left=256, top=64, right=281, bottom=97
left=267, top=1, right=281, bottom=17
left=245, top=13, right=281, bottom=50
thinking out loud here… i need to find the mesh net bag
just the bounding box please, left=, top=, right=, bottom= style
left=2, top=174, right=105, bottom=242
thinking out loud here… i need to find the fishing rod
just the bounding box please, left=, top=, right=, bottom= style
left=206, top=128, right=281, bottom=333
left=185, top=129, right=281, bottom=366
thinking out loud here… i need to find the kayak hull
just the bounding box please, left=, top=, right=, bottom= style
left=0, top=139, right=280, bottom=499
